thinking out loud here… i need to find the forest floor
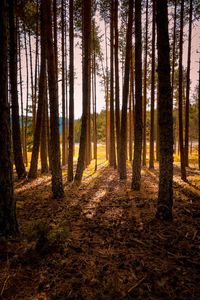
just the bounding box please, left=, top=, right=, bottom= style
left=0, top=162, right=200, bottom=300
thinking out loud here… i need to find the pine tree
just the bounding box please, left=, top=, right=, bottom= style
left=156, top=0, right=174, bottom=220
left=0, top=0, right=18, bottom=236
left=43, top=0, right=64, bottom=198
left=132, top=0, right=143, bottom=190
left=9, top=0, right=26, bottom=179
left=75, top=0, right=92, bottom=182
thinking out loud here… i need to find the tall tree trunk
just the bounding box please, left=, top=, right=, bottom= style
left=156, top=0, right=173, bottom=220
left=105, top=22, right=110, bottom=160
left=171, top=0, right=177, bottom=98
left=92, top=20, right=97, bottom=170
left=114, top=0, right=120, bottom=167
left=68, top=0, right=74, bottom=182
left=9, top=0, right=26, bottom=179
left=29, top=30, right=35, bottom=132
left=40, top=77, right=48, bottom=174
left=18, top=25, right=26, bottom=163
left=109, top=0, right=116, bottom=168
left=65, top=2, right=69, bottom=164
left=129, top=52, right=134, bottom=162
left=142, top=0, right=149, bottom=167
left=185, top=0, right=193, bottom=167
left=24, top=28, right=29, bottom=167
left=149, top=0, right=155, bottom=169
left=156, top=85, right=160, bottom=161
left=171, top=0, right=177, bottom=153
left=44, top=0, right=64, bottom=198
left=198, top=59, right=200, bottom=170
left=178, top=0, right=187, bottom=181
left=34, top=0, right=39, bottom=121
left=61, top=0, right=66, bottom=166
left=85, top=73, right=92, bottom=166
left=131, top=0, right=143, bottom=190
left=74, top=0, right=91, bottom=182
left=0, top=0, right=18, bottom=236
left=28, top=2, right=47, bottom=179
left=119, top=0, right=133, bottom=179
left=53, top=0, right=58, bottom=80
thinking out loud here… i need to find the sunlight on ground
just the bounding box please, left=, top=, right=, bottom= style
left=83, top=189, right=107, bottom=218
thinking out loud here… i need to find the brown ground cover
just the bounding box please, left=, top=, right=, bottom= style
left=0, top=164, right=200, bottom=299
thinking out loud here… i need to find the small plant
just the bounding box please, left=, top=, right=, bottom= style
left=26, top=220, right=71, bottom=253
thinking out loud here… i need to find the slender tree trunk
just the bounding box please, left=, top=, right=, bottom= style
left=156, top=86, right=160, bottom=161
left=142, top=0, right=149, bottom=167
left=119, top=0, right=133, bottom=179
left=34, top=0, right=39, bottom=117
left=47, top=95, right=52, bottom=170
left=29, top=30, right=35, bottom=132
left=53, top=0, right=58, bottom=80
left=114, top=0, right=120, bottom=167
left=129, top=53, right=134, bottom=162
left=68, top=0, right=74, bottom=182
left=131, top=0, right=143, bottom=190
left=171, top=0, right=177, bottom=98
left=44, top=0, right=64, bottom=198
left=18, top=26, right=26, bottom=163
left=24, top=28, right=29, bottom=166
left=74, top=0, right=91, bottom=182
left=105, top=22, right=109, bottom=160
left=65, top=3, right=69, bottom=164
left=198, top=59, right=200, bottom=170
left=156, top=0, right=173, bottom=220
left=86, top=73, right=92, bottom=166
left=149, top=0, right=155, bottom=169
left=28, top=3, right=47, bottom=179
left=185, top=0, right=193, bottom=167
left=171, top=0, right=177, bottom=154
left=61, top=0, right=66, bottom=166
left=92, top=20, right=97, bottom=170
left=0, top=0, right=18, bottom=236
left=9, top=0, right=26, bottom=179
left=109, top=0, right=116, bottom=168
left=178, top=0, right=187, bottom=181
left=40, top=76, right=48, bottom=174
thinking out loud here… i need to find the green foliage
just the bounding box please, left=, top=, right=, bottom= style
left=17, top=0, right=38, bottom=33
left=74, top=109, right=106, bottom=143
left=26, top=220, right=71, bottom=253
left=26, top=219, right=49, bottom=242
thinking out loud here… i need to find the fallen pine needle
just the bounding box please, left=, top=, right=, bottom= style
left=0, top=275, right=10, bottom=296
left=127, top=275, right=147, bottom=295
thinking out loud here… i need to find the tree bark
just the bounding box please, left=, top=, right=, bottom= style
left=28, top=2, right=47, bottom=179
left=131, top=0, right=143, bottom=190
left=178, top=0, right=187, bottom=181
left=9, top=0, right=26, bottom=179
left=149, top=0, right=155, bottom=169
left=198, top=59, right=200, bottom=170
left=119, top=0, right=133, bottom=179
left=40, top=78, right=49, bottom=174
left=0, top=0, right=18, bottom=236
left=109, top=0, right=116, bottom=168
left=44, top=0, right=64, bottom=198
left=156, top=0, right=174, bottom=220
left=185, top=0, right=193, bottom=167
left=74, top=0, right=91, bottom=182
left=61, top=0, right=66, bottom=166
left=114, top=0, right=120, bottom=167
left=142, top=0, right=149, bottom=167
left=68, top=0, right=74, bottom=182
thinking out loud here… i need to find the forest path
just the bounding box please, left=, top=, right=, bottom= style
left=0, top=164, right=200, bottom=299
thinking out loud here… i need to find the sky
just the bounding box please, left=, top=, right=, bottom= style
left=19, top=11, right=200, bottom=120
